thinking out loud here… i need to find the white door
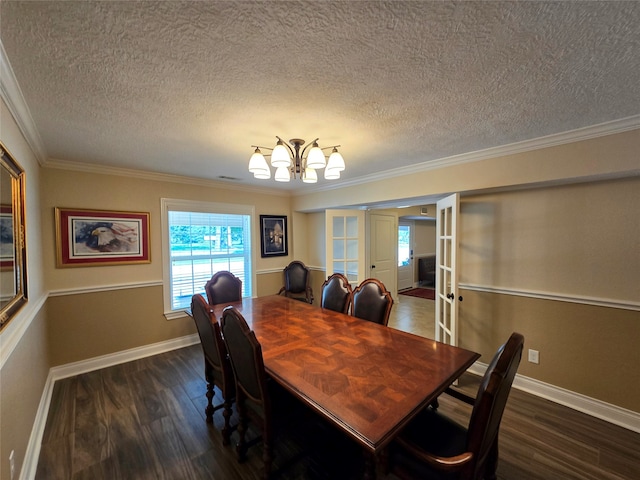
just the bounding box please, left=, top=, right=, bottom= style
left=369, top=213, right=397, bottom=298
left=435, top=193, right=460, bottom=346
left=325, top=210, right=365, bottom=287
left=397, top=222, right=414, bottom=290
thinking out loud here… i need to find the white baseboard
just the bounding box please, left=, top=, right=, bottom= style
left=468, top=362, right=640, bottom=434
left=20, top=334, right=199, bottom=480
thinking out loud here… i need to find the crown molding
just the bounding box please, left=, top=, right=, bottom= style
left=293, top=115, right=640, bottom=195
left=0, top=40, right=48, bottom=164
left=46, top=157, right=291, bottom=197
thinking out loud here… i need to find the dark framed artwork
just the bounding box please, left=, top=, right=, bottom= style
left=260, top=215, right=288, bottom=257
left=55, top=207, right=150, bottom=267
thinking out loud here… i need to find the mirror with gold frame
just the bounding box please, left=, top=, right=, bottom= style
left=0, top=141, right=27, bottom=329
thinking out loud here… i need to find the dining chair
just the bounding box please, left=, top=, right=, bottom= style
left=204, top=270, right=242, bottom=305
left=387, top=332, right=525, bottom=480
left=278, top=260, right=314, bottom=304
left=188, top=294, right=236, bottom=445
left=321, top=273, right=353, bottom=314
left=351, top=278, right=394, bottom=326
left=220, top=306, right=278, bottom=479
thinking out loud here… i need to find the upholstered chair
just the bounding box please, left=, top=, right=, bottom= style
left=189, top=294, right=236, bottom=444
left=321, top=273, right=353, bottom=314
left=278, top=260, right=314, bottom=304
left=351, top=278, right=393, bottom=326
left=387, top=332, right=525, bottom=480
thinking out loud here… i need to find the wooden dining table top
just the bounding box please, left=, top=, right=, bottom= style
left=210, top=295, right=480, bottom=454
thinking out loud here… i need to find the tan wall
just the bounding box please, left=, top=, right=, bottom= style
left=306, top=211, right=326, bottom=268
left=413, top=221, right=436, bottom=256
left=1, top=99, right=49, bottom=480
left=458, top=290, right=640, bottom=412
left=460, top=177, right=639, bottom=302
left=46, top=286, right=195, bottom=366
left=0, top=307, right=50, bottom=480
left=413, top=221, right=436, bottom=283
left=456, top=177, right=640, bottom=410
left=41, top=168, right=295, bottom=292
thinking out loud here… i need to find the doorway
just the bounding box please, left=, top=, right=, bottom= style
left=397, top=222, right=414, bottom=290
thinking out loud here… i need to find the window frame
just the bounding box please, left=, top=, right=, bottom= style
left=161, top=198, right=256, bottom=319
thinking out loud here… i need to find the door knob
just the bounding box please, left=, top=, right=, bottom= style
left=446, top=293, right=454, bottom=299
left=459, top=295, right=463, bottom=302
left=371, top=265, right=376, bottom=269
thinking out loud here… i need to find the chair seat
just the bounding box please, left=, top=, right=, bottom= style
left=387, top=332, right=524, bottom=480
left=389, top=408, right=468, bottom=480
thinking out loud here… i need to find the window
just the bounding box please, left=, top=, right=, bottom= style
left=398, top=224, right=411, bottom=267
left=162, top=199, right=254, bottom=316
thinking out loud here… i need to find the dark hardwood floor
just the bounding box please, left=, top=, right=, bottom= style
left=36, top=341, right=640, bottom=479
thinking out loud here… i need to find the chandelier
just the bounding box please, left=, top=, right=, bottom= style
left=248, top=137, right=345, bottom=183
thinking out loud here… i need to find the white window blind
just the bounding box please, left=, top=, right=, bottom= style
left=162, top=199, right=253, bottom=313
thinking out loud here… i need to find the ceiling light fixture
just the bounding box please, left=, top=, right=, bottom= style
left=248, top=137, right=345, bottom=183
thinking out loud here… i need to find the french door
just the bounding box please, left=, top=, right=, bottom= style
left=325, top=210, right=365, bottom=287
left=435, top=193, right=460, bottom=346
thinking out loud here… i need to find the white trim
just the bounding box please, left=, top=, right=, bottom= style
left=49, top=333, right=199, bottom=381
left=292, top=116, right=640, bottom=194
left=460, top=283, right=640, bottom=312
left=20, top=370, right=55, bottom=480
left=0, top=40, right=48, bottom=164
left=46, top=157, right=290, bottom=196
left=468, top=361, right=640, bottom=434
left=48, top=281, right=163, bottom=297
left=0, top=294, right=47, bottom=370
left=20, top=333, right=200, bottom=480
left=256, top=265, right=325, bottom=275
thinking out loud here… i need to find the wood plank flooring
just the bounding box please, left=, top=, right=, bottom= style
left=36, top=296, right=640, bottom=479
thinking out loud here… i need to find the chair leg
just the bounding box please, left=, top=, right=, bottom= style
left=236, top=400, right=248, bottom=462
left=222, top=399, right=233, bottom=445
left=205, top=381, right=214, bottom=423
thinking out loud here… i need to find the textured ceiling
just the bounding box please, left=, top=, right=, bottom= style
left=1, top=1, right=639, bottom=192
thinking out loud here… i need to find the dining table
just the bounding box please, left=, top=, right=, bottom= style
left=209, top=294, right=480, bottom=478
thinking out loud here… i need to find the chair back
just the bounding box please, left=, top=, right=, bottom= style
left=221, top=306, right=270, bottom=407
left=352, top=278, right=394, bottom=326
left=280, top=260, right=314, bottom=303
left=465, top=332, right=524, bottom=478
left=283, top=260, right=309, bottom=294
left=321, top=273, right=353, bottom=314
left=190, top=294, right=234, bottom=393
left=204, top=271, right=242, bottom=305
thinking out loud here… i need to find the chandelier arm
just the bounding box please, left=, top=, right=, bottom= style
left=275, top=136, right=296, bottom=157
left=298, top=138, right=319, bottom=159
left=319, top=144, right=341, bottom=151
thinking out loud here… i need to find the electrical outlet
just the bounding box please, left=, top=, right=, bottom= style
left=528, top=349, right=540, bottom=364
left=9, top=450, right=15, bottom=480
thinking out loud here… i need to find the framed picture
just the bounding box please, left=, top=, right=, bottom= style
left=55, top=208, right=150, bottom=267
left=260, top=215, right=288, bottom=258
left=0, top=205, right=13, bottom=270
